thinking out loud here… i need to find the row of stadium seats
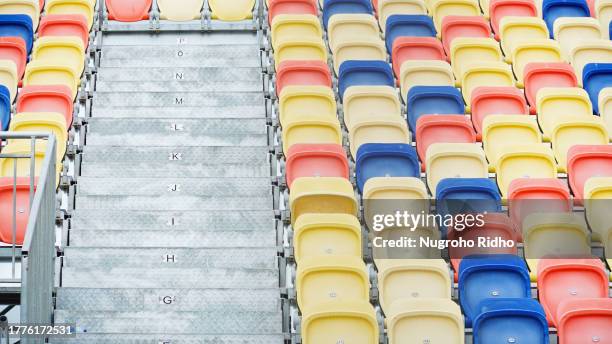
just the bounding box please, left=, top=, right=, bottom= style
left=0, top=1, right=92, bottom=245
left=105, top=0, right=256, bottom=22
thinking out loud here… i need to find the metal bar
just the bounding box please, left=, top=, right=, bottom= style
left=11, top=159, right=16, bottom=280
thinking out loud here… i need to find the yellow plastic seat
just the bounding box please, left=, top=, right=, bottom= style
left=377, top=259, right=451, bottom=313
left=510, top=39, right=563, bottom=87
left=495, top=144, right=557, bottom=198
left=296, top=255, right=369, bottom=311
left=332, top=38, right=387, bottom=74
left=0, top=59, right=17, bottom=102
left=23, top=60, right=78, bottom=100
left=343, top=85, right=401, bottom=130
left=301, top=300, right=378, bottom=344
left=597, top=0, right=612, bottom=39
left=523, top=213, right=590, bottom=281
left=271, top=14, right=322, bottom=51
left=282, top=115, right=342, bottom=155
left=553, top=17, right=602, bottom=59
left=570, top=40, right=612, bottom=85
left=372, top=222, right=442, bottom=260
left=363, top=177, right=429, bottom=229
left=275, top=37, right=327, bottom=69
left=597, top=87, right=612, bottom=140
left=32, top=36, right=85, bottom=77
left=460, top=61, right=515, bottom=103
left=157, top=0, right=203, bottom=21
left=387, top=298, right=465, bottom=344
left=399, top=60, right=455, bottom=102
left=0, top=141, right=61, bottom=186
left=482, top=115, right=542, bottom=172
left=209, top=0, right=254, bottom=21
left=499, top=17, right=549, bottom=56
left=584, top=177, right=612, bottom=243
left=8, top=112, right=68, bottom=162
left=551, top=117, right=609, bottom=172
left=289, top=177, right=357, bottom=225
left=426, top=143, right=488, bottom=194
left=278, top=85, right=336, bottom=127
left=379, top=0, right=428, bottom=31
left=536, top=87, right=592, bottom=141
left=430, top=0, right=480, bottom=32
left=0, top=0, right=39, bottom=28
left=45, top=0, right=94, bottom=29
left=293, top=214, right=362, bottom=264
left=450, top=37, right=504, bottom=81
left=348, top=113, right=411, bottom=158
left=328, top=14, right=381, bottom=52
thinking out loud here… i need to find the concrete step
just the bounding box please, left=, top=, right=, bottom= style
left=74, top=194, right=271, bottom=211
left=81, top=146, right=270, bottom=164
left=49, top=334, right=285, bottom=343
left=61, top=267, right=278, bottom=288
left=91, top=106, right=267, bottom=119
left=96, top=67, right=262, bottom=83
left=92, top=92, right=264, bottom=108
left=63, top=247, right=278, bottom=269
left=96, top=80, right=264, bottom=93
left=100, top=32, right=259, bottom=46
left=68, top=230, right=276, bottom=248
left=80, top=162, right=270, bottom=178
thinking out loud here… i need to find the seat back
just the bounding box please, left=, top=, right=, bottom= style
left=157, top=0, right=203, bottom=21
left=482, top=115, right=542, bottom=170
left=0, top=59, right=18, bottom=102
left=274, top=38, right=327, bottom=68
left=269, top=0, right=318, bottom=23
left=508, top=178, right=570, bottom=230
left=499, top=16, right=548, bottom=55
left=441, top=16, right=491, bottom=55
left=597, top=87, right=612, bottom=136
left=46, top=0, right=94, bottom=28
left=0, top=84, right=10, bottom=130
left=386, top=15, right=437, bottom=56
left=399, top=60, right=455, bottom=101
left=425, top=143, right=488, bottom=194
left=407, top=85, right=464, bottom=133
left=289, top=177, right=357, bottom=225
left=542, top=0, right=590, bottom=34
left=282, top=115, right=342, bottom=154
left=16, top=85, right=74, bottom=128
left=570, top=40, right=612, bottom=85
left=0, top=177, right=37, bottom=245
left=379, top=0, right=428, bottom=31
left=271, top=14, right=322, bottom=50
left=510, top=39, right=563, bottom=87
left=523, top=62, right=577, bottom=111
left=430, top=0, right=480, bottom=32
left=106, top=0, right=152, bottom=21
left=343, top=85, right=401, bottom=129
left=9, top=112, right=68, bottom=161
left=333, top=39, right=387, bottom=74
left=328, top=13, right=379, bottom=52
left=557, top=298, right=612, bottom=344
left=355, top=143, right=420, bottom=192
left=0, top=14, right=32, bottom=53
left=536, top=87, right=592, bottom=139
left=323, top=0, right=374, bottom=28
left=391, top=37, right=446, bottom=75
left=554, top=17, right=602, bottom=58
left=293, top=213, right=361, bottom=263
left=38, top=14, right=89, bottom=47
left=469, top=86, right=528, bottom=138
left=23, top=60, right=78, bottom=99
left=585, top=177, right=612, bottom=246
left=0, top=141, right=55, bottom=181
left=550, top=117, right=608, bottom=172
left=302, top=300, right=379, bottom=344
left=416, top=115, right=476, bottom=163
left=32, top=36, right=85, bottom=76
left=209, top=0, right=254, bottom=21
left=286, top=144, right=349, bottom=188
left=490, top=0, right=538, bottom=36
left=461, top=62, right=515, bottom=103
left=0, top=0, right=39, bottom=28
left=583, top=62, right=612, bottom=113
left=0, top=37, right=25, bottom=78
left=348, top=114, right=411, bottom=158
left=450, top=37, right=503, bottom=81
left=278, top=85, right=336, bottom=126
left=276, top=60, right=331, bottom=96
left=567, top=145, right=612, bottom=202
left=495, top=144, right=557, bottom=197
left=338, top=60, right=394, bottom=98
left=436, top=178, right=501, bottom=218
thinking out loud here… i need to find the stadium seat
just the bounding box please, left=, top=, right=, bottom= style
left=332, top=39, right=387, bottom=74
left=469, top=86, right=528, bottom=138
left=269, top=0, right=318, bottom=24
left=440, top=16, right=491, bottom=55
left=436, top=178, right=501, bottom=219
left=450, top=37, right=503, bottom=81
left=275, top=60, right=331, bottom=96
left=0, top=59, right=17, bottom=102
left=278, top=85, right=336, bottom=127
left=209, top=0, right=255, bottom=21
left=553, top=17, right=602, bottom=58
left=338, top=60, right=394, bottom=98
left=270, top=14, right=322, bottom=50
left=0, top=14, right=32, bottom=54
left=16, top=85, right=74, bottom=128
left=0, top=0, right=38, bottom=30
left=45, top=0, right=94, bottom=29
left=379, top=0, right=428, bottom=31
left=327, top=14, right=379, bottom=52
left=385, top=15, right=437, bottom=53
left=460, top=62, right=515, bottom=103
left=23, top=60, right=79, bottom=100
left=391, top=37, right=446, bottom=75
left=301, top=300, right=378, bottom=344
left=285, top=144, right=348, bottom=188
left=416, top=115, right=476, bottom=164
left=355, top=143, right=420, bottom=192
left=509, top=40, right=563, bottom=87
left=0, top=37, right=25, bottom=79
left=482, top=115, right=541, bottom=171
left=556, top=298, right=612, bottom=344
left=583, top=63, right=612, bottom=113
left=106, top=0, right=151, bottom=22
left=538, top=258, right=608, bottom=326
left=567, top=145, right=612, bottom=200
left=430, top=0, right=480, bottom=32
left=289, top=177, right=357, bottom=225
left=322, top=0, right=374, bottom=29
left=597, top=0, right=612, bottom=38
left=32, top=36, right=85, bottom=76
left=597, top=87, right=612, bottom=137
left=399, top=60, right=455, bottom=100
left=508, top=178, right=571, bottom=231
left=9, top=112, right=68, bottom=161
left=495, top=144, right=557, bottom=197
left=425, top=143, right=488, bottom=194
left=523, top=62, right=578, bottom=112
left=584, top=177, right=612, bottom=244
left=293, top=213, right=361, bottom=263
left=498, top=17, right=548, bottom=56
left=458, top=255, right=530, bottom=326
left=343, top=85, right=401, bottom=130
left=0, top=84, right=9, bottom=130
left=536, top=87, right=592, bottom=140
left=551, top=117, right=608, bottom=172
left=489, top=0, right=538, bottom=36
left=386, top=298, right=464, bottom=344
left=282, top=115, right=342, bottom=154
left=406, top=86, right=464, bottom=133
left=274, top=37, right=327, bottom=69
left=570, top=40, right=612, bottom=85
left=156, top=0, right=203, bottom=21
left=347, top=113, right=411, bottom=158
left=472, top=298, right=549, bottom=344
left=542, top=0, right=590, bottom=35
left=38, top=14, right=89, bottom=48
left=0, top=141, right=61, bottom=185
left=0, top=177, right=37, bottom=245
left=376, top=259, right=451, bottom=313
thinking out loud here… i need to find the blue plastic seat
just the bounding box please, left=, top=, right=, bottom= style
left=355, top=143, right=420, bottom=193
left=338, top=60, right=395, bottom=99
left=385, top=15, right=437, bottom=54
left=458, top=254, right=531, bottom=327
left=0, top=15, right=33, bottom=54
left=406, top=86, right=464, bottom=133
left=323, top=0, right=374, bottom=29
left=473, top=298, right=548, bottom=344
left=0, top=85, right=10, bottom=131
left=436, top=178, right=502, bottom=218
left=542, top=0, right=590, bottom=36
left=583, top=63, right=612, bottom=114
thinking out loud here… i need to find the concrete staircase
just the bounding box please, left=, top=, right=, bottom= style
left=52, top=31, right=282, bottom=343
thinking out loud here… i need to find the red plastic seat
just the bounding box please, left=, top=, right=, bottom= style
left=0, top=37, right=26, bottom=79
left=39, top=14, right=90, bottom=48
left=470, top=86, right=529, bottom=140
left=269, top=0, right=318, bottom=23
left=415, top=115, right=476, bottom=167
left=0, top=177, right=36, bottom=245
left=16, top=85, right=74, bottom=128
left=523, top=62, right=578, bottom=114
left=538, top=259, right=608, bottom=326
left=392, top=37, right=447, bottom=77
left=567, top=145, right=612, bottom=202
left=490, top=0, right=538, bottom=37
left=285, top=144, right=349, bottom=188
left=106, top=0, right=152, bottom=22
left=508, top=178, right=570, bottom=232
left=276, top=60, right=331, bottom=96
left=557, top=298, right=612, bottom=344
left=441, top=16, right=492, bottom=55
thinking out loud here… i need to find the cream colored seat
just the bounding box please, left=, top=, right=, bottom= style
left=535, top=87, right=592, bottom=141
left=495, top=144, right=557, bottom=197
left=348, top=113, right=411, bottom=158
left=550, top=117, right=609, bottom=172
left=460, top=61, right=515, bottom=103
left=293, top=214, right=362, bottom=264
left=278, top=85, right=336, bottom=127
left=399, top=60, right=455, bottom=101
left=343, top=86, right=401, bottom=129
left=553, top=17, right=602, bottom=59
left=301, top=300, right=379, bottom=344
left=328, top=14, right=380, bottom=52
left=425, top=143, right=488, bottom=194
left=498, top=16, right=549, bottom=55
left=450, top=37, right=504, bottom=81
left=289, top=177, right=357, bottom=225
